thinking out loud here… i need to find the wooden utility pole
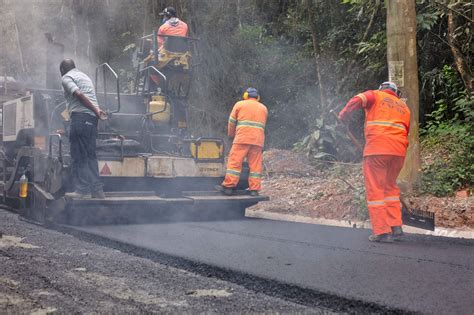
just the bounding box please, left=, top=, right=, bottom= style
left=386, top=0, right=420, bottom=192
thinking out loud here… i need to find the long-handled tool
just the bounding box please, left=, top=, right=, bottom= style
left=330, top=110, right=364, bottom=153
left=331, top=109, right=435, bottom=231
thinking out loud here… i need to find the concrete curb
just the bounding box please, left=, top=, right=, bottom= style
left=246, top=209, right=474, bottom=239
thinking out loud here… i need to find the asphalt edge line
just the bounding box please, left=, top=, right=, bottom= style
left=55, top=224, right=414, bottom=315
left=246, top=209, right=474, bottom=239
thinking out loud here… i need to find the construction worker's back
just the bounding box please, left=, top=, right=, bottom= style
left=218, top=88, right=268, bottom=196
left=363, top=90, right=410, bottom=156
left=228, top=99, right=268, bottom=147
left=339, top=82, right=411, bottom=242
left=157, top=7, right=188, bottom=49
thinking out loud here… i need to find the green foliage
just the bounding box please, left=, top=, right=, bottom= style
left=331, top=165, right=368, bottom=220
left=421, top=123, right=473, bottom=196
left=422, top=65, right=474, bottom=132
left=416, top=11, right=440, bottom=31
left=353, top=185, right=369, bottom=221
left=356, top=31, right=386, bottom=72
left=293, top=117, right=360, bottom=163
left=420, top=65, right=473, bottom=196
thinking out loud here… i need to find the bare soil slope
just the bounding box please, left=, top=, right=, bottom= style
left=252, top=149, right=473, bottom=229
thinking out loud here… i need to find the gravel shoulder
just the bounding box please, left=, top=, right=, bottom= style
left=0, top=209, right=325, bottom=314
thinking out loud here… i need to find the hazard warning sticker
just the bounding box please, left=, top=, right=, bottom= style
left=100, top=163, right=112, bottom=176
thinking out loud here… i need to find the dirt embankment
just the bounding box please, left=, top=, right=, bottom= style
left=252, top=149, right=473, bottom=229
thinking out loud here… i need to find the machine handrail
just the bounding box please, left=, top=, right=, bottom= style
left=48, top=134, right=63, bottom=163
left=138, top=66, right=168, bottom=96
left=95, top=63, right=121, bottom=113
left=97, top=133, right=125, bottom=161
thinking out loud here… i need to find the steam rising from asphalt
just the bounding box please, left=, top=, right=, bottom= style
left=0, top=0, right=133, bottom=88
left=0, top=0, right=318, bottom=225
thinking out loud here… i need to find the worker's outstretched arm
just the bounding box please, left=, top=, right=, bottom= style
left=227, top=105, right=238, bottom=138
left=339, top=91, right=375, bottom=122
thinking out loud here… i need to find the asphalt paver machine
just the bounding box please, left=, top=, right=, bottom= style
left=0, top=34, right=267, bottom=226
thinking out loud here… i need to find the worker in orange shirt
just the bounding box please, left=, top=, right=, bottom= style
left=157, top=7, right=188, bottom=49
left=146, top=6, right=189, bottom=90
left=339, top=82, right=410, bottom=243
left=216, top=88, right=268, bottom=196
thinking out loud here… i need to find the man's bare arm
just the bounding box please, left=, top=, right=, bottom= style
left=73, top=90, right=107, bottom=120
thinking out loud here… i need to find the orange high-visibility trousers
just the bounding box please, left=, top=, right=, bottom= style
left=363, top=155, right=405, bottom=235
left=222, top=144, right=263, bottom=191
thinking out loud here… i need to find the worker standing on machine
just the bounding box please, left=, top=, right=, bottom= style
left=339, top=82, right=410, bottom=243
left=60, top=59, right=107, bottom=199
left=157, top=7, right=189, bottom=49
left=217, top=88, right=268, bottom=197
left=145, top=6, right=189, bottom=90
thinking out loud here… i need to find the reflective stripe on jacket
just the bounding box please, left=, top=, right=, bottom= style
left=363, top=90, right=410, bottom=156
left=228, top=99, right=268, bottom=147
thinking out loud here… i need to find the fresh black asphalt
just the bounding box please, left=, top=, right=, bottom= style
left=72, top=217, right=474, bottom=314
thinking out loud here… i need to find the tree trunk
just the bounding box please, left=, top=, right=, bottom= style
left=447, top=8, right=473, bottom=94
left=386, top=0, right=420, bottom=192
left=304, top=0, right=326, bottom=109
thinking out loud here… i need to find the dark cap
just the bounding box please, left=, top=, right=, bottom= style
left=159, top=7, right=177, bottom=17
left=246, top=87, right=259, bottom=99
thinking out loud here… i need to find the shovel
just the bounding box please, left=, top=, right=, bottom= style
left=331, top=110, right=435, bottom=231
left=400, top=197, right=435, bottom=231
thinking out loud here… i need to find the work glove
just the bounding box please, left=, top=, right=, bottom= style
left=338, top=112, right=347, bottom=124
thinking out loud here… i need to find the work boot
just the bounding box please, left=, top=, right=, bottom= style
left=66, top=191, right=91, bottom=199
left=391, top=226, right=404, bottom=241
left=249, top=190, right=259, bottom=197
left=368, top=233, right=394, bottom=243
left=215, top=185, right=233, bottom=196
left=91, top=189, right=106, bottom=199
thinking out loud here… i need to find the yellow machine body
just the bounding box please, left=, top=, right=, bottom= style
left=190, top=140, right=224, bottom=160
left=149, top=95, right=171, bottom=122
left=158, top=49, right=191, bottom=70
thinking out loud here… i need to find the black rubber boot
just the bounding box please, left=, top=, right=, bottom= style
left=368, top=233, right=394, bottom=243
left=391, top=226, right=404, bottom=241
left=215, top=185, right=233, bottom=196
left=91, top=189, right=106, bottom=199
left=249, top=190, right=259, bottom=196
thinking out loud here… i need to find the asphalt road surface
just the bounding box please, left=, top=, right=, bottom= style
left=72, top=217, right=474, bottom=314
left=0, top=210, right=329, bottom=313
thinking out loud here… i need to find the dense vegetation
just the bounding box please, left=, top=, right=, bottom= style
left=0, top=0, right=472, bottom=195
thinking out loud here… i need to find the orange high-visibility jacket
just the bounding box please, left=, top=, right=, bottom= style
left=157, top=18, right=189, bottom=48
left=228, top=99, right=268, bottom=147
left=339, top=90, right=410, bottom=156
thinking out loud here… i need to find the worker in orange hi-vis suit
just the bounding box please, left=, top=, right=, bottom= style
left=157, top=7, right=189, bottom=49
left=147, top=7, right=189, bottom=89
left=339, top=82, right=410, bottom=243
left=216, top=88, right=268, bottom=197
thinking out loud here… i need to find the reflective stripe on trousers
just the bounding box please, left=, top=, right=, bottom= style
left=363, top=155, right=405, bottom=235
left=222, top=144, right=263, bottom=191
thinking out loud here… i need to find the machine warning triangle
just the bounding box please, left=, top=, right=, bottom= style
left=100, top=163, right=112, bottom=175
